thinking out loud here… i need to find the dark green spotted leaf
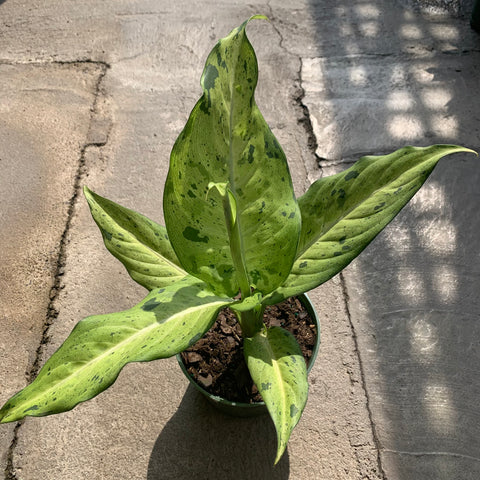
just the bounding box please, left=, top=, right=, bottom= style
left=265, top=145, right=476, bottom=303
left=164, top=16, right=300, bottom=297
left=244, top=326, right=308, bottom=464
left=0, top=276, right=232, bottom=423
left=84, top=186, right=187, bottom=290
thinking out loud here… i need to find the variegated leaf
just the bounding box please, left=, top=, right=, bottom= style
left=244, top=326, right=308, bottom=464
left=266, top=145, right=476, bottom=304
left=84, top=186, right=186, bottom=290
left=164, top=16, right=300, bottom=297
left=0, top=276, right=231, bottom=423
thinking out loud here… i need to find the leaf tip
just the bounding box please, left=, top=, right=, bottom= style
left=467, top=148, right=478, bottom=157
left=437, top=145, right=477, bottom=157
left=446, top=145, right=477, bottom=156
left=83, top=185, right=94, bottom=200
left=0, top=404, right=19, bottom=424
left=249, top=14, right=269, bottom=23
left=274, top=441, right=287, bottom=465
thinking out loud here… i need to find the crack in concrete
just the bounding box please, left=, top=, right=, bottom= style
left=299, top=48, right=480, bottom=64
left=265, top=12, right=387, bottom=476
left=265, top=4, right=323, bottom=190
left=295, top=58, right=323, bottom=176
left=320, top=151, right=395, bottom=169
left=0, top=58, right=111, bottom=67
left=265, top=2, right=287, bottom=52
left=4, top=59, right=111, bottom=480
left=4, top=422, right=21, bottom=480
left=27, top=60, right=110, bottom=383
left=290, top=48, right=480, bottom=173
left=383, top=449, right=480, bottom=463
left=340, top=272, right=387, bottom=480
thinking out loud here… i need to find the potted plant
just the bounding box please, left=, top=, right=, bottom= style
left=177, top=292, right=321, bottom=418
left=0, top=16, right=475, bottom=464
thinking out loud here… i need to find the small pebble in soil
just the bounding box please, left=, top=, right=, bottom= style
left=198, top=374, right=213, bottom=388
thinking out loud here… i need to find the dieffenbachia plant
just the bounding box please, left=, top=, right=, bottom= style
left=0, top=16, right=475, bottom=463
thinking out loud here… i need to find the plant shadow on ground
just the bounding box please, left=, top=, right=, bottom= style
left=303, top=0, right=480, bottom=478
left=147, top=384, right=289, bottom=480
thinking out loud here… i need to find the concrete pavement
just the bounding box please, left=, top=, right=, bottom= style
left=0, top=1, right=479, bottom=479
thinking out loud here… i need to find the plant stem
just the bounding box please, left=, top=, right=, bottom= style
left=221, top=187, right=251, bottom=299
left=238, top=305, right=264, bottom=338
left=220, top=187, right=263, bottom=337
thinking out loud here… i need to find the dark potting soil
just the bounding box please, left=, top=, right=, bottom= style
left=180, top=296, right=317, bottom=404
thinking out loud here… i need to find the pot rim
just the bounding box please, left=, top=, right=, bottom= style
left=176, top=292, right=321, bottom=411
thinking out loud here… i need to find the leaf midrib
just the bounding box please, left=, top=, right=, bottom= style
left=261, top=330, right=289, bottom=439
left=226, top=29, right=250, bottom=291
left=295, top=154, right=435, bottom=260
left=2, top=299, right=226, bottom=420
left=107, top=218, right=187, bottom=277
left=113, top=232, right=187, bottom=276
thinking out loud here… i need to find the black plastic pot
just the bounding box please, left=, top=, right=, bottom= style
left=177, top=293, right=321, bottom=417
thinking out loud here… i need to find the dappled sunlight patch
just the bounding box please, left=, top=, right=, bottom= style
left=410, top=181, right=447, bottom=214
left=387, top=114, right=425, bottom=140
left=397, top=268, right=426, bottom=302
left=349, top=65, right=368, bottom=87
left=408, top=318, right=439, bottom=356
left=400, top=24, right=423, bottom=40
left=432, top=264, right=458, bottom=304
left=422, top=378, right=458, bottom=434
left=383, top=224, right=414, bottom=255
left=354, top=4, right=381, bottom=19
left=386, top=90, right=415, bottom=111
left=421, top=88, right=453, bottom=110
left=431, top=114, right=458, bottom=138
left=359, top=21, right=379, bottom=38
left=411, top=67, right=434, bottom=85
left=296, top=2, right=478, bottom=476
left=416, top=218, right=457, bottom=255
left=429, top=24, right=460, bottom=41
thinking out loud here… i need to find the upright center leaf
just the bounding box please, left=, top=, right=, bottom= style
left=164, top=16, right=301, bottom=297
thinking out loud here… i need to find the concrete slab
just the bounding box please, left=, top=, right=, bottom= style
left=301, top=1, right=480, bottom=478
left=1, top=0, right=479, bottom=478
left=343, top=157, right=480, bottom=479
left=302, top=53, right=480, bottom=162
left=269, top=0, right=479, bottom=59
left=0, top=62, right=106, bottom=473
left=1, top=2, right=381, bottom=478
